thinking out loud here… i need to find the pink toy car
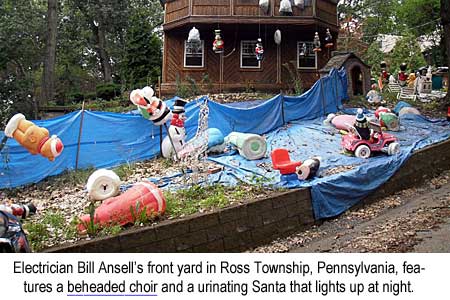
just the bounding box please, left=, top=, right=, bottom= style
left=341, top=122, right=400, bottom=159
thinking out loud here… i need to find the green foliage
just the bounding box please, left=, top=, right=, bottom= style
left=96, top=83, right=121, bottom=101
left=113, top=162, right=135, bottom=179
left=390, top=33, right=427, bottom=74
left=175, top=74, right=191, bottom=99
left=396, top=0, right=440, bottom=37
left=364, top=41, right=385, bottom=76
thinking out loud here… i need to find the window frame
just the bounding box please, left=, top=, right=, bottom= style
left=297, top=41, right=317, bottom=70
left=184, top=40, right=205, bottom=68
left=240, top=40, right=261, bottom=69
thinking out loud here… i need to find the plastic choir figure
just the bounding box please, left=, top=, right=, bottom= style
left=398, top=63, right=408, bottom=87
left=161, top=99, right=188, bottom=159
left=324, top=28, right=333, bottom=48
left=255, top=38, right=264, bottom=61
left=4, top=113, right=64, bottom=161
left=313, top=32, right=321, bottom=52
left=212, top=29, right=224, bottom=54
left=129, top=87, right=172, bottom=126
left=354, top=108, right=371, bottom=140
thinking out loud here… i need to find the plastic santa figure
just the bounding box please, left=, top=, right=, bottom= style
left=398, top=63, right=408, bottom=87
left=255, top=38, right=264, bottom=61
left=324, top=28, right=333, bottom=48
left=354, top=108, right=371, bottom=140
left=213, top=29, right=224, bottom=54
left=129, top=87, right=172, bottom=126
left=313, top=32, right=321, bottom=52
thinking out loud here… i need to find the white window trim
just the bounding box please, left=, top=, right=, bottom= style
left=184, top=40, right=204, bottom=68
left=240, top=40, right=260, bottom=69
left=297, top=41, right=317, bottom=70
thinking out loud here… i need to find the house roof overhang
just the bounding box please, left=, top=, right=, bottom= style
left=163, top=16, right=339, bottom=32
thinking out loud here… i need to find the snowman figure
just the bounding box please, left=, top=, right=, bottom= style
left=213, top=29, right=224, bottom=54
left=255, top=38, right=264, bottom=61
left=354, top=108, right=371, bottom=140
left=161, top=99, right=188, bottom=160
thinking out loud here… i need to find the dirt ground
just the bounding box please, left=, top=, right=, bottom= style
left=252, top=171, right=450, bottom=253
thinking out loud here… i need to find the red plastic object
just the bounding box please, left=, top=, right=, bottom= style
left=78, top=181, right=166, bottom=232
left=271, top=148, right=302, bottom=175
left=447, top=107, right=450, bottom=121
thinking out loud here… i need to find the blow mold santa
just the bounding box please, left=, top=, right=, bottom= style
left=129, top=86, right=172, bottom=126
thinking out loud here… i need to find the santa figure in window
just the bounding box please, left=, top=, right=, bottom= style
left=213, top=29, right=224, bottom=54
left=255, top=38, right=264, bottom=61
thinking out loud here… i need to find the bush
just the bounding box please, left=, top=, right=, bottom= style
left=96, top=83, right=121, bottom=101
left=84, top=92, right=97, bottom=101
left=67, top=92, right=84, bottom=103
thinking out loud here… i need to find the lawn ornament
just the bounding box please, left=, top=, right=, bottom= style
left=78, top=181, right=166, bottom=232
left=0, top=203, right=36, bottom=220
left=299, top=43, right=307, bottom=56
left=187, top=26, right=201, bottom=52
left=407, top=72, right=416, bottom=88
left=398, top=63, right=408, bottom=87
left=130, top=87, right=172, bottom=126
left=354, top=108, right=371, bottom=140
left=274, top=30, right=282, bottom=45
left=271, top=148, right=302, bottom=175
left=255, top=38, right=264, bottom=61
left=342, top=121, right=400, bottom=159
left=313, top=32, right=321, bottom=52
left=366, top=84, right=382, bottom=104
left=326, top=113, right=356, bottom=131
left=259, top=0, right=269, bottom=14
left=296, top=157, right=320, bottom=180
left=294, top=0, right=305, bottom=9
left=379, top=61, right=389, bottom=88
left=279, top=0, right=293, bottom=15
left=4, top=113, right=64, bottom=161
left=324, top=28, right=333, bottom=48
left=161, top=99, right=187, bottom=159
left=0, top=211, right=31, bottom=253
left=447, top=107, right=450, bottom=122
left=225, top=132, right=267, bottom=160
left=213, top=29, right=224, bottom=54
left=86, top=169, right=121, bottom=202
left=375, top=107, right=399, bottom=131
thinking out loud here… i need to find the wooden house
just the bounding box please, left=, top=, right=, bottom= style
left=160, top=0, right=339, bottom=95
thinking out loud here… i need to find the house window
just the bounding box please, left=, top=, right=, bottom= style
left=240, top=40, right=260, bottom=69
left=297, top=41, right=317, bottom=69
left=184, top=40, right=204, bottom=68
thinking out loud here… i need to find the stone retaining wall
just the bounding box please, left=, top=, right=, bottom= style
left=48, top=139, right=450, bottom=253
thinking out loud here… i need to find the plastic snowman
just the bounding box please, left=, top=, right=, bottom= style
left=161, top=99, right=188, bottom=160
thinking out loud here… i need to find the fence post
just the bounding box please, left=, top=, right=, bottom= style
left=75, top=101, right=86, bottom=171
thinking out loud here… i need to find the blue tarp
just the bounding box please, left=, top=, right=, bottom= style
left=1, top=68, right=448, bottom=220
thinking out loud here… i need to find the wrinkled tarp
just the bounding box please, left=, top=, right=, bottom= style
left=0, top=68, right=347, bottom=189
left=208, top=114, right=450, bottom=219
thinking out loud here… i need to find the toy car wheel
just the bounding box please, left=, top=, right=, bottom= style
left=387, top=142, right=400, bottom=155
left=355, top=145, right=371, bottom=159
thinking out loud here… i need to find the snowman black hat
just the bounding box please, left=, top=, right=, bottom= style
left=172, top=99, right=187, bottom=114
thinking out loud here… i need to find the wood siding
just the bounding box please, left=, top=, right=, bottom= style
left=161, top=25, right=334, bottom=95
left=164, top=0, right=337, bottom=27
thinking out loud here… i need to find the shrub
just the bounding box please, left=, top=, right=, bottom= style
left=96, top=83, right=121, bottom=101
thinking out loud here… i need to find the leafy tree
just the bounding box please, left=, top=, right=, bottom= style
left=390, top=33, right=427, bottom=74
left=364, top=40, right=385, bottom=76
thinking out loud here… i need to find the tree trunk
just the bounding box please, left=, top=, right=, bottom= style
left=41, top=0, right=58, bottom=106
left=441, top=0, right=450, bottom=105
left=93, top=19, right=113, bottom=83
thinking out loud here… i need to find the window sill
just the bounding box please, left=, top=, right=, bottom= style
left=239, top=67, right=263, bottom=72
left=182, top=67, right=207, bottom=71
